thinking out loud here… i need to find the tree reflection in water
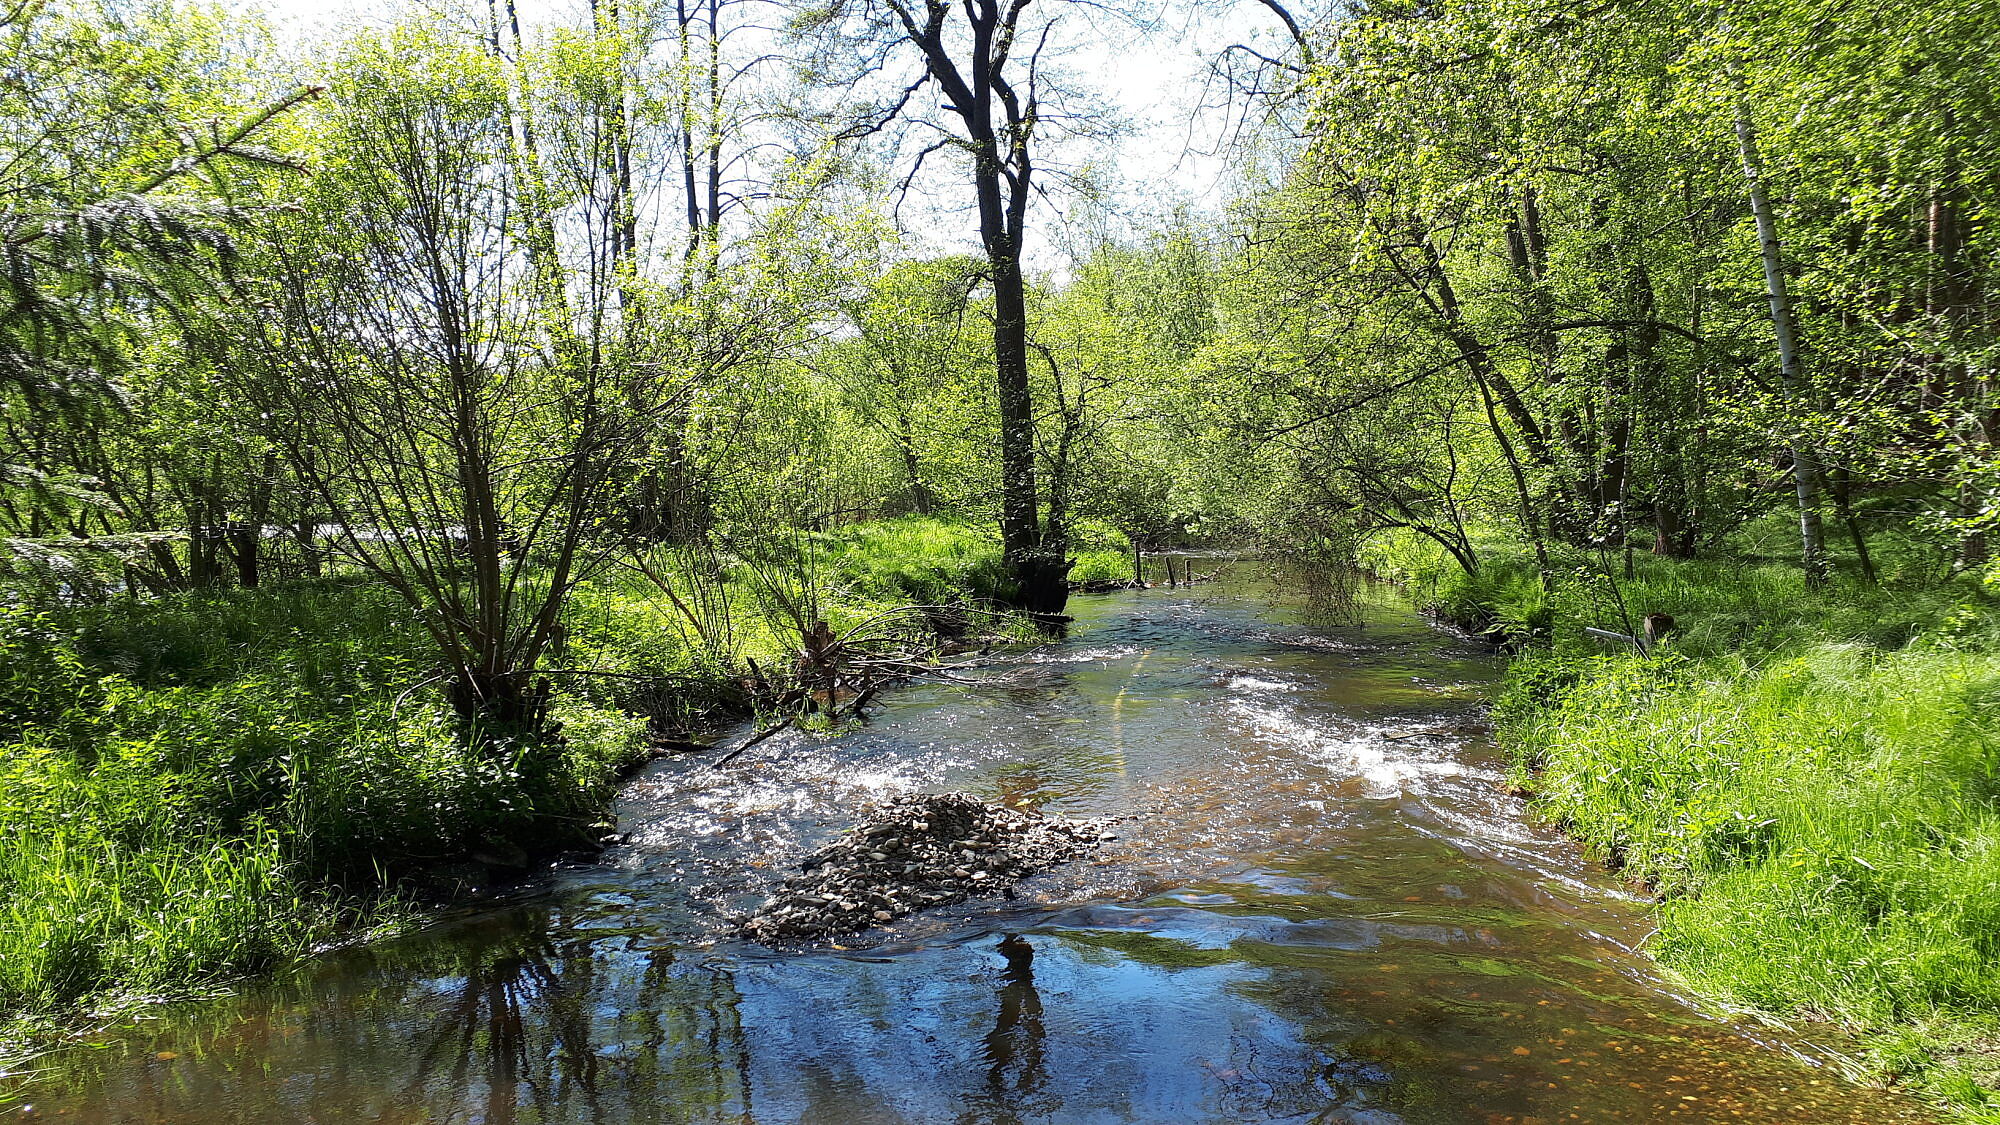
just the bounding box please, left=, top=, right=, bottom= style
left=9, top=914, right=758, bottom=1124
left=391, top=927, right=755, bottom=1124
left=959, top=933, right=1050, bottom=1125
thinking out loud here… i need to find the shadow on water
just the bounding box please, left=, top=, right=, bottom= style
left=2, top=559, right=1937, bottom=1123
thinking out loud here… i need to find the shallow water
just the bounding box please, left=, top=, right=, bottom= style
left=3, top=565, right=1932, bottom=1123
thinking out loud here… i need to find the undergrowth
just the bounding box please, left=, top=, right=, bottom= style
left=0, top=580, right=646, bottom=1024
left=1366, top=526, right=2000, bottom=1117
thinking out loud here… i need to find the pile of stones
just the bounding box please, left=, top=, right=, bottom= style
left=741, top=792, right=1111, bottom=941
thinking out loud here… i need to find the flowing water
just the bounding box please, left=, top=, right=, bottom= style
left=4, top=565, right=1932, bottom=1123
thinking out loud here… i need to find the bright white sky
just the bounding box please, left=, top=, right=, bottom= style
left=233, top=0, right=1294, bottom=257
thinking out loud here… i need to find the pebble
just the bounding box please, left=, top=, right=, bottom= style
left=741, top=792, right=1110, bottom=941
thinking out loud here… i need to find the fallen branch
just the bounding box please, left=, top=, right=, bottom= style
left=710, top=714, right=799, bottom=770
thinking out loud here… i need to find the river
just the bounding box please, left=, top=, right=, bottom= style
left=3, top=563, right=1931, bottom=1123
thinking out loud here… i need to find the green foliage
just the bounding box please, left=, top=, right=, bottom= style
left=820, top=517, right=1009, bottom=604
left=0, top=825, right=315, bottom=1014
left=0, top=1, right=304, bottom=592
left=1368, top=515, right=2000, bottom=1105
left=0, top=581, right=641, bottom=1016
left=1472, top=550, right=2000, bottom=1106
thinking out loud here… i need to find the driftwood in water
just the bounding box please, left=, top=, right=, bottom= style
left=711, top=605, right=1018, bottom=770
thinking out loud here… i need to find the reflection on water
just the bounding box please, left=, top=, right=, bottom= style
left=969, top=935, right=1047, bottom=1125
left=3, top=565, right=1932, bottom=1123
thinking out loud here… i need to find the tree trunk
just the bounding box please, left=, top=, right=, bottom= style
left=447, top=670, right=549, bottom=729
left=1651, top=503, right=1698, bottom=559
left=1830, top=467, right=1877, bottom=584
left=1929, top=148, right=1990, bottom=569
left=1734, top=95, right=1829, bottom=586
left=896, top=430, right=932, bottom=516
left=227, top=451, right=280, bottom=587
left=981, top=185, right=1065, bottom=614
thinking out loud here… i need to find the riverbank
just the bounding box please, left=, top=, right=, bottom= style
left=1366, top=529, right=2000, bottom=1118
left=0, top=517, right=1136, bottom=1057
left=2, top=559, right=1932, bottom=1123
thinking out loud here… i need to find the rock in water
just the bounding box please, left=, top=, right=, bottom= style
left=742, top=792, right=1108, bottom=941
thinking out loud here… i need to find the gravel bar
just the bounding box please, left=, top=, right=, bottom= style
left=742, top=792, right=1112, bottom=941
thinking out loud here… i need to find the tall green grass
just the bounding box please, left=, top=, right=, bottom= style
left=1364, top=527, right=2000, bottom=1113
left=1503, top=646, right=2000, bottom=1015
left=820, top=516, right=1010, bottom=603
left=0, top=828, right=316, bottom=1014
left=0, top=580, right=647, bottom=1023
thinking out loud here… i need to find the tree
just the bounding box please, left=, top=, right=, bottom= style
left=1732, top=91, right=1829, bottom=585
left=792, top=0, right=1109, bottom=618
left=246, top=26, right=680, bottom=730
left=0, top=2, right=313, bottom=592
left=831, top=256, right=990, bottom=517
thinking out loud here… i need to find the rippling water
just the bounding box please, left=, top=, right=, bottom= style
left=2, top=564, right=1932, bottom=1123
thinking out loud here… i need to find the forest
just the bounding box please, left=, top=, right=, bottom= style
left=3, top=0, right=1999, bottom=1118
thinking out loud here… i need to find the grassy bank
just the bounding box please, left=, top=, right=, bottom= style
left=0, top=579, right=649, bottom=1030
left=1365, top=529, right=2000, bottom=1116
left=0, top=516, right=1065, bottom=1051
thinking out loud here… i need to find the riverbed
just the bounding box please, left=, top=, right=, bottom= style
left=2, top=564, right=1931, bottom=1123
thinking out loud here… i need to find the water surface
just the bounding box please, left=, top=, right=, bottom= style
left=4, top=565, right=1929, bottom=1123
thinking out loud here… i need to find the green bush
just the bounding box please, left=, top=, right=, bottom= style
left=817, top=515, right=1138, bottom=598
left=0, top=582, right=640, bottom=1016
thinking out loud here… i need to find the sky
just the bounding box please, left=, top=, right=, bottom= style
left=232, top=0, right=1295, bottom=257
